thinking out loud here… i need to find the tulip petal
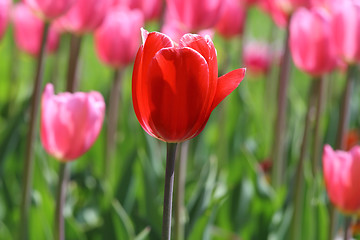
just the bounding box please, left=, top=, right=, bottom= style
left=211, top=68, right=245, bottom=110
left=147, top=47, right=210, bottom=142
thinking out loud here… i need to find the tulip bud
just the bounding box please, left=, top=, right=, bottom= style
left=289, top=7, right=337, bottom=76
left=23, top=0, right=76, bottom=20
left=132, top=29, right=246, bottom=142
left=55, top=0, right=112, bottom=34
left=0, top=0, right=10, bottom=41
left=216, top=0, right=246, bottom=39
left=243, top=40, right=273, bottom=76
left=41, top=84, right=105, bottom=161
left=13, top=3, right=60, bottom=56
left=94, top=7, right=144, bottom=68
left=331, top=0, right=360, bottom=64
left=323, top=145, right=360, bottom=214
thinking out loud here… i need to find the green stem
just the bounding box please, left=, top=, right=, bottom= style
left=54, top=162, right=70, bottom=240
left=104, top=68, right=124, bottom=178
left=336, top=65, right=357, bottom=149
left=290, top=80, right=317, bottom=240
left=344, top=216, right=353, bottom=240
left=19, top=22, right=50, bottom=240
left=174, top=141, right=189, bottom=240
left=66, top=34, right=82, bottom=92
left=162, top=143, right=178, bottom=240
left=271, top=22, right=292, bottom=188
left=311, top=76, right=327, bottom=176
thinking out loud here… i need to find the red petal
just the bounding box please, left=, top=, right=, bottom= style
left=211, top=68, right=246, bottom=110
left=147, top=47, right=210, bottom=142
left=180, top=34, right=218, bottom=116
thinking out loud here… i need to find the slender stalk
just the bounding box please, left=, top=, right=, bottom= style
left=174, top=141, right=189, bottom=240
left=328, top=206, right=336, bottom=240
left=344, top=216, right=353, bottom=240
left=104, top=68, right=124, bottom=178
left=19, top=22, right=50, bottom=240
left=162, top=143, right=178, bottom=240
left=336, top=65, right=357, bottom=149
left=55, top=162, right=70, bottom=240
left=311, top=76, right=327, bottom=175
left=66, top=35, right=82, bottom=92
left=290, top=80, right=317, bottom=240
left=271, top=23, right=292, bottom=188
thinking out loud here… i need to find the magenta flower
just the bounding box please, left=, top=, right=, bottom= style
left=55, top=0, right=112, bottom=34
left=23, top=0, right=76, bottom=20
left=323, top=145, right=360, bottom=214
left=13, top=3, right=60, bottom=56
left=41, top=84, right=105, bottom=161
left=94, top=7, right=144, bottom=68
left=112, top=0, right=162, bottom=21
left=289, top=7, right=337, bottom=76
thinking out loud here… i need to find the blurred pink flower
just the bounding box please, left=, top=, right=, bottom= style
left=0, top=0, right=10, bottom=41
left=274, top=0, right=311, bottom=15
left=243, top=40, right=272, bottom=76
left=23, top=0, right=76, bottom=20
left=215, top=0, right=246, bottom=39
left=41, top=83, right=105, bottom=161
left=94, top=7, right=144, bottom=68
left=13, top=3, right=60, bottom=56
left=112, top=0, right=162, bottom=21
left=165, top=0, right=223, bottom=31
left=55, top=0, right=112, bottom=34
left=323, top=145, right=360, bottom=214
left=257, top=0, right=289, bottom=28
left=289, top=7, right=337, bottom=76
left=331, top=0, right=360, bottom=64
left=241, top=0, right=259, bottom=7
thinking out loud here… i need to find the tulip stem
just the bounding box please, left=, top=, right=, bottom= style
left=19, top=22, right=50, bottom=240
left=344, top=216, right=353, bottom=240
left=66, top=34, right=82, bottom=92
left=174, top=141, right=189, bottom=240
left=311, top=76, right=327, bottom=176
left=104, top=68, right=124, bottom=178
left=162, top=143, right=178, bottom=240
left=271, top=23, right=291, bottom=188
left=290, top=80, right=317, bottom=240
left=55, top=162, right=70, bottom=240
left=336, top=64, right=357, bottom=149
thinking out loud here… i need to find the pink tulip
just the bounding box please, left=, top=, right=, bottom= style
left=257, top=0, right=289, bottom=28
left=323, top=145, right=360, bottom=213
left=215, top=0, right=246, bottom=39
left=23, top=0, right=76, bottom=20
left=112, top=0, right=162, bottom=21
left=55, top=0, right=112, bottom=34
left=274, top=0, right=311, bottom=15
left=241, top=0, right=258, bottom=7
left=94, top=7, right=144, bottom=68
left=243, top=40, right=273, bottom=76
left=13, top=3, right=60, bottom=56
left=331, top=0, right=360, bottom=64
left=165, top=0, right=223, bottom=31
left=289, top=7, right=337, bottom=76
left=0, top=0, right=10, bottom=41
left=41, top=84, right=105, bottom=161
left=161, top=8, right=214, bottom=42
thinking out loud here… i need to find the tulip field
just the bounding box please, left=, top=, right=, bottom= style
left=1, top=0, right=360, bottom=240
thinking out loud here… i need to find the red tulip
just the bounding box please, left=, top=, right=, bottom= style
left=165, top=0, right=224, bottom=31
left=289, top=7, right=337, bottom=76
left=112, top=0, right=162, bottom=21
left=55, top=0, right=112, bottom=34
left=257, top=0, right=289, bottom=28
left=13, top=3, right=60, bottom=56
left=215, top=0, right=247, bottom=39
left=94, top=7, right=144, bottom=68
left=41, top=84, right=105, bottom=161
left=323, top=145, right=360, bottom=213
left=0, top=0, right=10, bottom=41
left=241, top=0, right=258, bottom=7
left=23, top=0, right=76, bottom=20
left=243, top=40, right=273, bottom=76
left=274, top=0, right=311, bottom=15
left=331, top=0, right=360, bottom=64
left=132, top=29, right=246, bottom=142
